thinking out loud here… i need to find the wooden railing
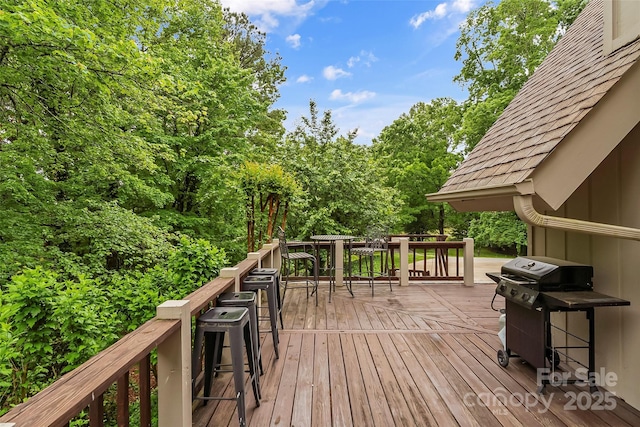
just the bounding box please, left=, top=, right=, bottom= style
left=0, top=244, right=279, bottom=427
left=389, top=240, right=466, bottom=280
left=295, top=236, right=474, bottom=283
left=0, top=237, right=474, bottom=427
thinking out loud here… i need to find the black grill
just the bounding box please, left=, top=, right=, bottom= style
left=500, top=256, right=593, bottom=291
left=488, top=256, right=629, bottom=393
left=488, top=256, right=594, bottom=309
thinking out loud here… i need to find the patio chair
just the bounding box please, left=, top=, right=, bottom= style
left=350, top=226, right=393, bottom=296
left=277, top=226, right=319, bottom=306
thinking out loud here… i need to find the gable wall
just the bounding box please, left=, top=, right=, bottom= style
left=530, top=123, right=640, bottom=408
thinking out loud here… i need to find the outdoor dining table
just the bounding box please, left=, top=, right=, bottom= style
left=310, top=234, right=355, bottom=302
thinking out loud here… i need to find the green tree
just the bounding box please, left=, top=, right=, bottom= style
left=222, top=8, right=287, bottom=155
left=238, top=162, right=300, bottom=251
left=372, top=98, right=463, bottom=234
left=281, top=100, right=398, bottom=238
left=454, top=0, right=587, bottom=151
left=0, top=0, right=289, bottom=277
left=468, top=211, right=527, bottom=255
left=136, top=2, right=287, bottom=261
left=0, top=0, right=175, bottom=280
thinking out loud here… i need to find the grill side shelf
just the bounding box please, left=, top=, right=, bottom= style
left=541, top=291, right=630, bottom=309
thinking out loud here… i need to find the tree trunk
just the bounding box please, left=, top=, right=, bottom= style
left=265, top=195, right=278, bottom=242
left=247, top=195, right=255, bottom=252
left=280, top=201, right=289, bottom=230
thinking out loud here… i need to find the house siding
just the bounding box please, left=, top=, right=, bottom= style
left=530, top=124, right=640, bottom=408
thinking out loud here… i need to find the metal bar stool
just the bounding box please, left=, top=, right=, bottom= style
left=217, top=291, right=263, bottom=375
left=242, top=275, right=279, bottom=359
left=191, top=307, right=260, bottom=427
left=249, top=268, right=284, bottom=329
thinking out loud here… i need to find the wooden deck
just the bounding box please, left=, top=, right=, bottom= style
left=193, top=281, right=640, bottom=426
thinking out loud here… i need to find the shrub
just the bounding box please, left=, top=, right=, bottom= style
left=0, top=268, right=116, bottom=411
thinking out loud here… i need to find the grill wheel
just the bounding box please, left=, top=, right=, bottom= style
left=546, top=349, right=561, bottom=368
left=497, top=349, right=510, bottom=367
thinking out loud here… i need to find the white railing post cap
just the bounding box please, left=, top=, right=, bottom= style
left=157, top=300, right=190, bottom=319
left=220, top=267, right=239, bottom=277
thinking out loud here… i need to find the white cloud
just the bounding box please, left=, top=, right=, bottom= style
left=296, top=74, right=313, bottom=83
left=220, top=0, right=322, bottom=32
left=410, top=3, right=447, bottom=28
left=323, top=65, right=351, bottom=81
left=410, top=0, right=477, bottom=29
left=286, top=34, right=301, bottom=48
left=258, top=13, right=280, bottom=32
left=348, top=50, right=378, bottom=68
left=452, top=0, right=475, bottom=13
left=220, top=0, right=313, bottom=16
left=329, top=89, right=376, bottom=104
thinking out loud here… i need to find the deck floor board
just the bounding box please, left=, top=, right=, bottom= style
left=194, top=282, right=640, bottom=426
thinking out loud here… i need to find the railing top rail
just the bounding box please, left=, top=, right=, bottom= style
left=388, top=240, right=465, bottom=248
left=185, top=276, right=236, bottom=315
left=0, top=318, right=179, bottom=426
left=185, top=255, right=271, bottom=315
left=236, top=257, right=259, bottom=277
left=389, top=233, right=448, bottom=241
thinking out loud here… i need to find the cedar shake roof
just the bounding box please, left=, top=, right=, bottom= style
left=436, top=0, right=640, bottom=195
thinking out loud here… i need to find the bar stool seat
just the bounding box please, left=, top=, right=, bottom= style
left=217, top=291, right=263, bottom=375
left=192, top=306, right=260, bottom=427
left=250, top=268, right=284, bottom=329
left=242, top=275, right=279, bottom=359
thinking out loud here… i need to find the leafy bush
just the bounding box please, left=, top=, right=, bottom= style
left=165, top=236, right=227, bottom=293
left=0, top=268, right=116, bottom=411
left=51, top=203, right=175, bottom=275
left=0, top=235, right=228, bottom=415
left=468, top=211, right=527, bottom=255
left=106, top=270, right=166, bottom=335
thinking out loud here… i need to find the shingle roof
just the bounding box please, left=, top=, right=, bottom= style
left=437, top=0, right=640, bottom=194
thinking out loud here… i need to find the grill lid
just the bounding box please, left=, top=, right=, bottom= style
left=501, top=256, right=593, bottom=288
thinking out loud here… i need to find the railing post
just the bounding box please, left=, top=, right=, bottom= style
left=399, top=237, right=409, bottom=286
left=248, top=251, right=261, bottom=268
left=336, top=240, right=344, bottom=288
left=156, top=300, right=192, bottom=427
left=263, top=242, right=275, bottom=268
left=463, top=238, right=475, bottom=287
left=271, top=240, right=281, bottom=271
left=220, top=267, right=240, bottom=292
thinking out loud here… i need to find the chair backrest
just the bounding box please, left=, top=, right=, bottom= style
left=277, top=226, right=290, bottom=258
left=365, top=226, right=389, bottom=250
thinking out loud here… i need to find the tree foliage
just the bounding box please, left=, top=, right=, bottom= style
left=238, top=161, right=300, bottom=251
left=0, top=0, right=286, bottom=281
left=0, top=0, right=276, bottom=413
left=281, top=101, right=399, bottom=238
left=0, top=236, right=227, bottom=413
left=372, top=98, right=463, bottom=234
left=454, top=0, right=588, bottom=151
left=468, top=211, right=527, bottom=255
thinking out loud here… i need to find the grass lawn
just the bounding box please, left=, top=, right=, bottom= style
left=474, top=247, right=518, bottom=258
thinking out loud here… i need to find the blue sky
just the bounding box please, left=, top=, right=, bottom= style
left=220, top=0, right=484, bottom=144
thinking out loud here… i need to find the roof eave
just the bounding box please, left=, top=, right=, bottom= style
left=426, top=181, right=536, bottom=212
